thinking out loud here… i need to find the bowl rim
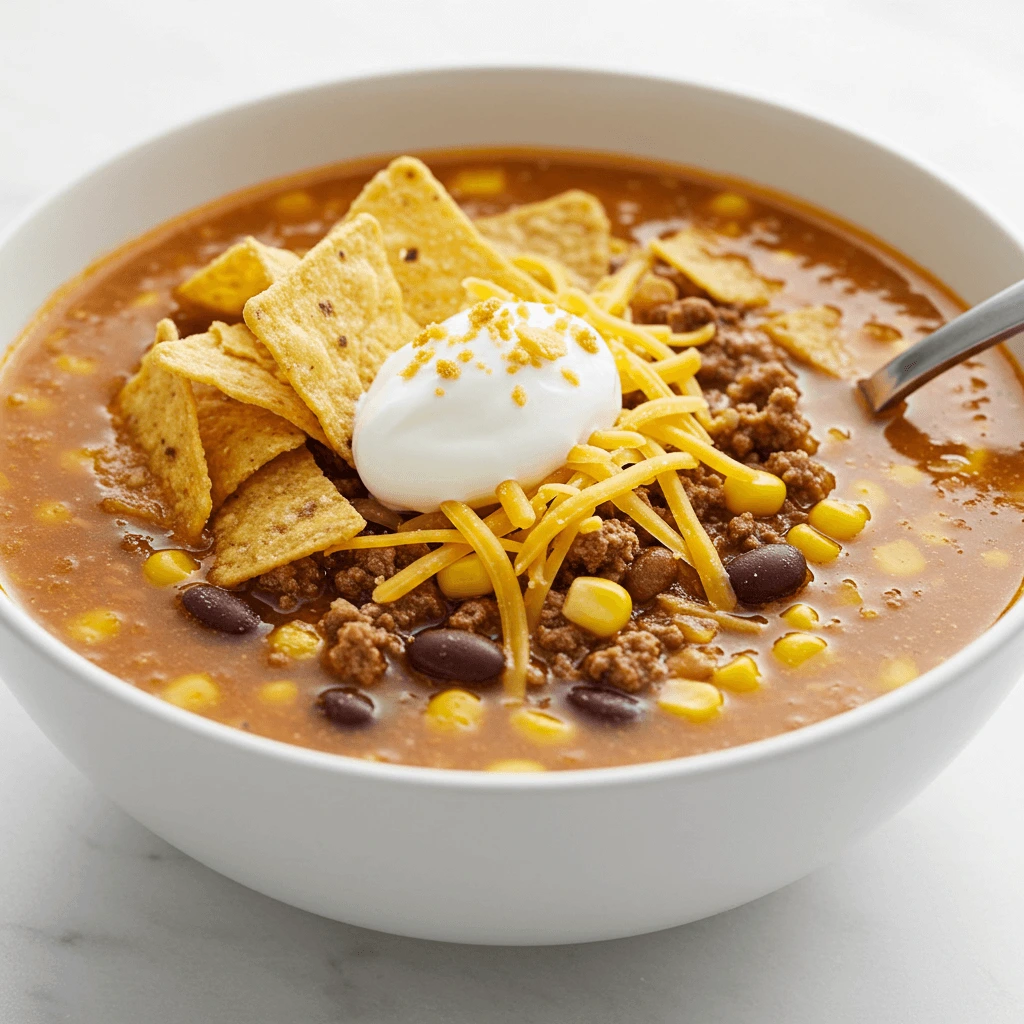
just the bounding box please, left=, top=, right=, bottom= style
left=2, top=63, right=1022, bottom=791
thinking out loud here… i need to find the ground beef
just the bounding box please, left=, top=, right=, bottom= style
left=762, top=450, right=835, bottom=507
left=547, top=652, right=584, bottom=682
left=319, top=598, right=403, bottom=686
left=680, top=464, right=808, bottom=557
left=681, top=464, right=728, bottom=522
left=708, top=387, right=817, bottom=460
left=725, top=360, right=797, bottom=407
left=583, top=630, right=666, bottom=693
left=723, top=511, right=789, bottom=551
left=256, top=557, right=324, bottom=610
left=564, top=519, right=640, bottom=582
left=448, top=597, right=501, bottom=637
left=696, top=323, right=781, bottom=393
left=326, top=544, right=429, bottom=605
left=665, top=645, right=719, bottom=680
left=630, top=615, right=685, bottom=651
left=640, top=295, right=718, bottom=333
left=535, top=591, right=593, bottom=662
left=360, top=580, right=446, bottom=633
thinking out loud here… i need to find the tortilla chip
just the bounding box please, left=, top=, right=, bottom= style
left=650, top=230, right=774, bottom=306
left=177, top=237, right=299, bottom=317
left=208, top=446, right=365, bottom=587
left=208, top=320, right=284, bottom=378
left=116, top=319, right=212, bottom=543
left=344, top=156, right=549, bottom=325
left=476, top=190, right=611, bottom=289
left=194, top=386, right=306, bottom=508
left=763, top=305, right=850, bottom=377
left=150, top=330, right=329, bottom=445
left=243, top=214, right=416, bottom=460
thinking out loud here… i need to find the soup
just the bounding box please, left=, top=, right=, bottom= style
left=2, top=149, right=1022, bottom=771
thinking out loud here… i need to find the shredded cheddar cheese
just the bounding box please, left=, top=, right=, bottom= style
left=640, top=436, right=736, bottom=609
left=328, top=530, right=524, bottom=553
left=442, top=500, right=530, bottom=699
left=514, top=452, right=702, bottom=573
left=497, top=479, right=536, bottom=529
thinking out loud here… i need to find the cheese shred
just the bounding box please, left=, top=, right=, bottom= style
left=328, top=530, right=524, bottom=554
left=442, top=500, right=531, bottom=699
left=497, top=479, right=536, bottom=529
left=514, top=452, right=701, bottom=573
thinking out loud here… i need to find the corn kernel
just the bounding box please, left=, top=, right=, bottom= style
left=852, top=479, right=888, bottom=508
left=66, top=608, right=120, bottom=644
left=808, top=498, right=870, bottom=541
left=143, top=549, right=198, bottom=587
left=486, top=758, right=546, bottom=773
left=781, top=603, right=819, bottom=629
left=426, top=689, right=483, bottom=732
left=561, top=576, right=632, bottom=638
left=982, top=550, right=1011, bottom=568
left=787, top=523, right=841, bottom=564
left=837, top=579, right=863, bottom=606
left=879, top=656, right=918, bottom=690
left=35, top=500, right=72, bottom=524
left=772, top=632, right=827, bottom=668
left=266, top=620, right=322, bottom=660
left=885, top=463, right=925, bottom=486
left=658, top=679, right=723, bottom=721
left=259, top=680, right=299, bottom=705
left=712, top=654, right=761, bottom=693
left=873, top=539, right=926, bottom=577
left=578, top=515, right=603, bottom=535
left=723, top=470, right=786, bottom=516
left=272, top=190, right=316, bottom=219
left=163, top=672, right=220, bottom=711
left=708, top=192, right=753, bottom=218
left=510, top=707, right=575, bottom=744
left=437, top=552, right=494, bottom=599
left=450, top=168, right=506, bottom=197
left=54, top=353, right=97, bottom=375
left=827, top=427, right=850, bottom=442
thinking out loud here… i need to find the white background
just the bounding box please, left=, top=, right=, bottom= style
left=3, top=1, right=1024, bottom=1020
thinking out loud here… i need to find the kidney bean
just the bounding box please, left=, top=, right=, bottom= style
left=318, top=687, right=375, bottom=727
left=407, top=628, right=505, bottom=683
left=624, top=546, right=679, bottom=604
left=567, top=684, right=644, bottom=723
left=181, top=584, right=261, bottom=634
left=726, top=543, right=807, bottom=606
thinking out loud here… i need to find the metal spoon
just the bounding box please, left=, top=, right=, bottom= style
left=858, top=279, right=1024, bottom=413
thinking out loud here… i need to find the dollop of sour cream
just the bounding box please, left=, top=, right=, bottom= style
left=353, top=300, right=622, bottom=512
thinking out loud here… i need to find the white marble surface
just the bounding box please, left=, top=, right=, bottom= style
left=3, top=1, right=1024, bottom=1020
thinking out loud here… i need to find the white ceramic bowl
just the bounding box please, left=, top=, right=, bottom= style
left=2, top=68, right=1023, bottom=945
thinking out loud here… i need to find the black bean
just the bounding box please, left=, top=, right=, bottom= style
left=407, top=628, right=505, bottom=683
left=624, top=546, right=679, bottom=604
left=180, top=584, right=261, bottom=634
left=318, top=687, right=375, bottom=727
left=566, top=684, right=643, bottom=723
left=726, top=543, right=807, bottom=606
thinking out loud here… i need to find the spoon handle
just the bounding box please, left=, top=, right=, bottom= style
left=858, top=278, right=1024, bottom=413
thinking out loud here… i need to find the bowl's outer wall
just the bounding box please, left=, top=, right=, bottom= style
left=2, top=69, right=1023, bottom=943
